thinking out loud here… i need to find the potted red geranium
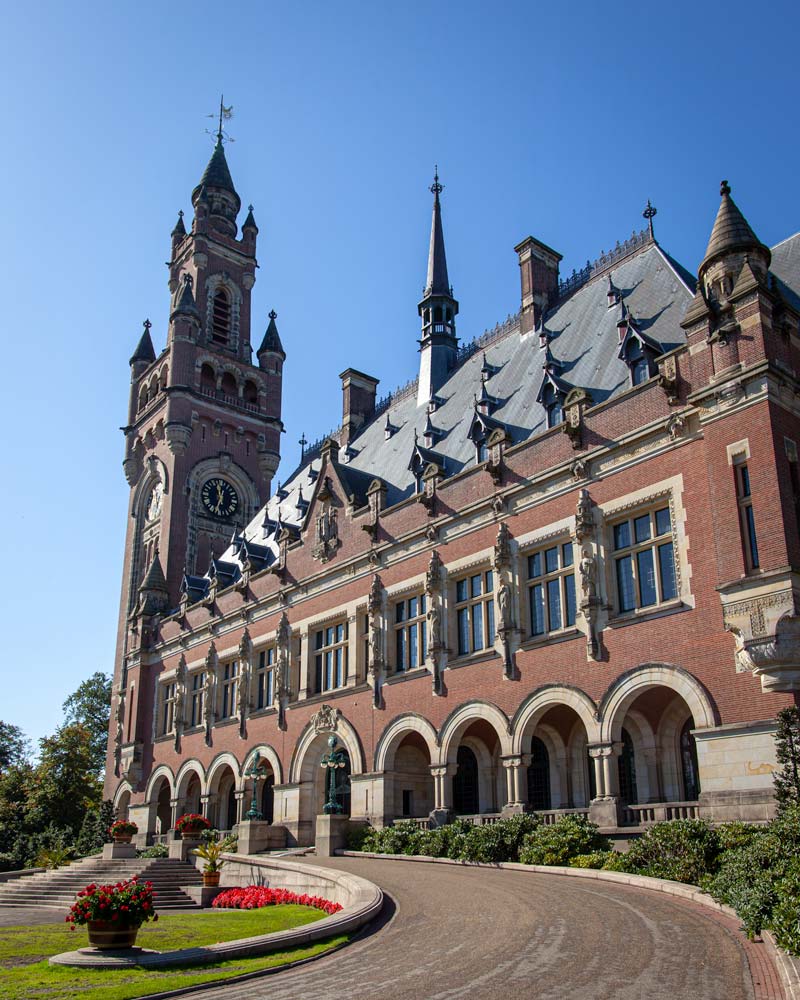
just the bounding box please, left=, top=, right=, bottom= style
left=108, top=819, right=138, bottom=844
left=66, top=877, right=157, bottom=950
left=175, top=813, right=211, bottom=839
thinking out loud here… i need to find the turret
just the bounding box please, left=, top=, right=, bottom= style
left=699, top=180, right=771, bottom=307
left=417, top=169, right=459, bottom=406
left=191, top=138, right=241, bottom=239
left=257, top=310, right=285, bottom=369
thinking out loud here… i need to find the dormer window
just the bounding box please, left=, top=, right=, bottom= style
left=212, top=288, right=231, bottom=344
left=542, top=383, right=564, bottom=428
left=625, top=338, right=653, bottom=387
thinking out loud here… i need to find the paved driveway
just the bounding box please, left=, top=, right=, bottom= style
left=188, top=855, right=756, bottom=1000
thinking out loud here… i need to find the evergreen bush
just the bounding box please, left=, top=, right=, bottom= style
left=623, top=819, right=719, bottom=884
left=519, top=816, right=610, bottom=867
left=773, top=706, right=800, bottom=812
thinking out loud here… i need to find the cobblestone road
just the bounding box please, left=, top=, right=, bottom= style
left=185, top=855, right=759, bottom=1000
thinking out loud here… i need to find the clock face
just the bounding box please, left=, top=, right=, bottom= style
left=201, top=478, right=239, bottom=519
left=146, top=483, right=164, bottom=522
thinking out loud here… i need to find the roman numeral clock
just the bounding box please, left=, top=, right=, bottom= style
left=201, top=477, right=239, bottom=519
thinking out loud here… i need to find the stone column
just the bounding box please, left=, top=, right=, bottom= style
left=200, top=792, right=215, bottom=824
left=429, top=764, right=455, bottom=825
left=234, top=789, right=246, bottom=825
left=587, top=743, right=620, bottom=828
left=169, top=797, right=180, bottom=834
left=500, top=755, right=526, bottom=815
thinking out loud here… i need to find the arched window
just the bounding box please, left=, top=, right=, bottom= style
left=626, top=339, right=651, bottom=386
left=680, top=718, right=701, bottom=801
left=212, top=288, right=231, bottom=344
left=220, top=371, right=237, bottom=398
left=617, top=728, right=638, bottom=805
left=543, top=383, right=563, bottom=428
left=453, top=746, right=479, bottom=815
left=243, top=380, right=258, bottom=405
left=261, top=774, right=275, bottom=824
left=527, top=737, right=551, bottom=811
left=200, top=363, right=216, bottom=393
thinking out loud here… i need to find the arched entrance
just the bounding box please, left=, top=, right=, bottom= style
left=375, top=715, right=438, bottom=823
left=292, top=726, right=362, bottom=845
left=155, top=779, right=171, bottom=835
left=214, top=766, right=238, bottom=831
left=454, top=746, right=480, bottom=814
left=527, top=737, right=551, bottom=811
left=115, top=789, right=131, bottom=821
left=601, top=666, right=715, bottom=811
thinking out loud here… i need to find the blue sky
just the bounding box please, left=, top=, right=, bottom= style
left=1, top=0, right=797, bottom=748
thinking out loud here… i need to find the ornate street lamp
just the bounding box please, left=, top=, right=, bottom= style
left=244, top=752, right=268, bottom=821
left=320, top=735, right=348, bottom=815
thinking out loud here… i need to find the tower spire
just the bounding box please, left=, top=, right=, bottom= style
left=417, top=167, right=459, bottom=406
left=425, top=165, right=451, bottom=297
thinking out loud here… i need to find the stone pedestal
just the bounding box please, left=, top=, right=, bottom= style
left=235, top=820, right=288, bottom=855
left=185, top=885, right=225, bottom=908
left=102, top=842, right=137, bottom=860
left=588, top=797, right=620, bottom=829
left=500, top=802, right=525, bottom=818
left=315, top=814, right=350, bottom=857
left=169, top=837, right=201, bottom=862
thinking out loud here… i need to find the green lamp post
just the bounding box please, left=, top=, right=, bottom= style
left=320, top=736, right=348, bottom=815
left=244, top=752, right=268, bottom=821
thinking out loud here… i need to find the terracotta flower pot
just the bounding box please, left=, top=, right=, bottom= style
left=202, top=871, right=221, bottom=887
left=113, top=835, right=132, bottom=844
left=181, top=829, right=204, bottom=840
left=86, top=920, right=140, bottom=950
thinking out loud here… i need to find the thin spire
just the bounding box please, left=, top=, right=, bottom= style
left=130, top=319, right=156, bottom=366
left=424, top=166, right=451, bottom=297
left=701, top=179, right=769, bottom=272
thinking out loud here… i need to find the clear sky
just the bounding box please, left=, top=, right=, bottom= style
left=1, top=0, right=797, bottom=748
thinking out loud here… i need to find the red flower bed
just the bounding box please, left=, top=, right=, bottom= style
left=211, top=885, right=342, bottom=915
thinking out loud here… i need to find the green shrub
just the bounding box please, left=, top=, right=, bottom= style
left=346, top=824, right=371, bottom=851
left=415, top=818, right=472, bottom=859
left=138, top=842, right=169, bottom=858
left=458, top=814, right=540, bottom=864
left=624, top=820, right=719, bottom=885
left=702, top=807, right=800, bottom=940
left=519, top=816, right=610, bottom=867
left=568, top=849, right=628, bottom=871
left=359, top=820, right=425, bottom=856
left=715, top=821, right=764, bottom=854
left=770, top=858, right=800, bottom=956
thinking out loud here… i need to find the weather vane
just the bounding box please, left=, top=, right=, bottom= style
left=206, top=95, right=235, bottom=144
left=430, top=164, right=443, bottom=197
left=643, top=199, right=657, bottom=240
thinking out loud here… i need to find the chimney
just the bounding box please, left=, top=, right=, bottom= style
left=340, top=369, right=380, bottom=447
left=515, top=236, right=562, bottom=336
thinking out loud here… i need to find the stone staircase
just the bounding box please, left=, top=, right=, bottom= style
left=0, top=856, right=204, bottom=911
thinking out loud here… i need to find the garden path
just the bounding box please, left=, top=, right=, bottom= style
left=185, top=855, right=761, bottom=1000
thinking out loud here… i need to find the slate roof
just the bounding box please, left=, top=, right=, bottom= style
left=183, top=229, right=800, bottom=594
left=702, top=181, right=770, bottom=270
left=192, top=140, right=241, bottom=211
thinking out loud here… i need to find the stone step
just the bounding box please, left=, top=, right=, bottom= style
left=0, top=857, right=203, bottom=910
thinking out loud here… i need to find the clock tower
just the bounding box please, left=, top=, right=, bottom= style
left=117, top=133, right=285, bottom=636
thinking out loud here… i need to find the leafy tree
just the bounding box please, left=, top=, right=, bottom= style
left=0, top=721, right=29, bottom=772
left=75, top=800, right=115, bottom=857
left=774, top=706, right=800, bottom=812
left=27, top=724, right=102, bottom=838
left=62, top=672, right=112, bottom=775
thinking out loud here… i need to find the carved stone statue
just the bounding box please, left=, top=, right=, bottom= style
left=313, top=503, right=340, bottom=562
left=575, top=488, right=594, bottom=542
left=426, top=550, right=443, bottom=594
left=311, top=703, right=340, bottom=734
left=494, top=522, right=512, bottom=571
left=497, top=579, right=512, bottom=629
left=579, top=551, right=597, bottom=599
left=427, top=601, right=441, bottom=650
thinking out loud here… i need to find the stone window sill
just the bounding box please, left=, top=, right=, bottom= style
left=447, top=649, right=500, bottom=671
left=606, top=599, right=688, bottom=629
left=248, top=706, right=278, bottom=720
left=384, top=666, right=429, bottom=686
left=520, top=628, right=582, bottom=652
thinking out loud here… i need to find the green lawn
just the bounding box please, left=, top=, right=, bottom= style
left=0, top=907, right=349, bottom=1000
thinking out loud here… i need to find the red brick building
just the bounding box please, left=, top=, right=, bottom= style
left=105, top=137, right=800, bottom=845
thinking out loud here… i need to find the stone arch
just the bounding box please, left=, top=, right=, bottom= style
left=438, top=700, right=512, bottom=766
left=175, top=760, right=206, bottom=806
left=238, top=744, right=283, bottom=792
left=205, top=751, right=241, bottom=796
left=656, top=695, right=697, bottom=801
left=144, top=764, right=175, bottom=802
left=205, top=273, right=242, bottom=351
left=621, top=708, right=657, bottom=803
left=511, top=684, right=600, bottom=754
left=599, top=663, right=717, bottom=743
left=290, top=715, right=366, bottom=785
left=113, top=782, right=133, bottom=817
left=374, top=713, right=438, bottom=773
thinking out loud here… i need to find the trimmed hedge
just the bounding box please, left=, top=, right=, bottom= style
left=519, top=816, right=610, bottom=867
